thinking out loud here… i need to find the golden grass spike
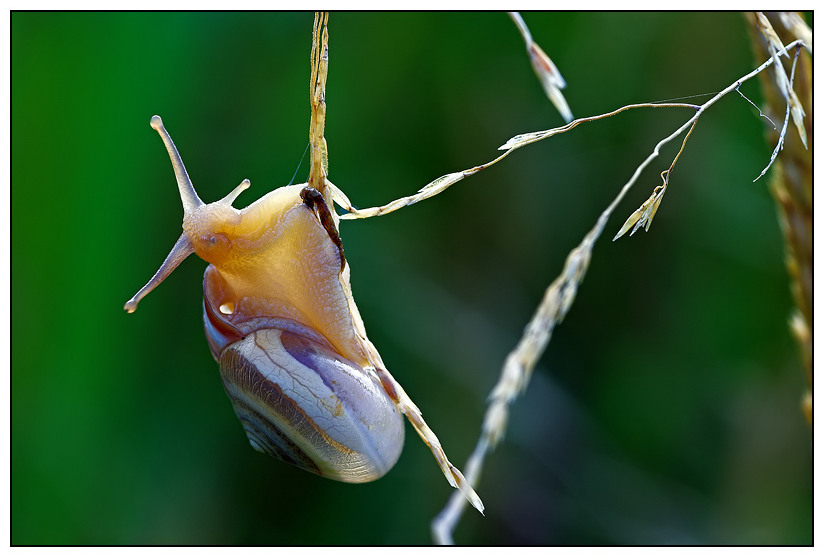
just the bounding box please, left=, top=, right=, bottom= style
left=745, top=12, right=812, bottom=426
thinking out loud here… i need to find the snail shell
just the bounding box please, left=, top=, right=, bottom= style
left=221, top=328, right=403, bottom=481
left=204, top=281, right=404, bottom=482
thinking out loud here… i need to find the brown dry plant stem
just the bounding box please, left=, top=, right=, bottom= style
left=309, top=12, right=331, bottom=205
left=338, top=102, right=697, bottom=221
left=745, top=12, right=812, bottom=425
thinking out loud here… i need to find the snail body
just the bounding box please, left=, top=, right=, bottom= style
left=125, top=116, right=403, bottom=482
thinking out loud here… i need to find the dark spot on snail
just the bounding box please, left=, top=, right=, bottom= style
left=300, top=186, right=346, bottom=272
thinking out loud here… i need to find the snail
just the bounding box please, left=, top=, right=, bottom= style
left=124, top=116, right=405, bottom=482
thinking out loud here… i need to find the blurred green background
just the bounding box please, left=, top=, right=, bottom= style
left=12, top=12, right=811, bottom=545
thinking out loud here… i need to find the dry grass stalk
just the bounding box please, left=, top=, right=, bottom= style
left=337, top=101, right=696, bottom=221
left=308, top=12, right=330, bottom=205
left=426, top=35, right=808, bottom=545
